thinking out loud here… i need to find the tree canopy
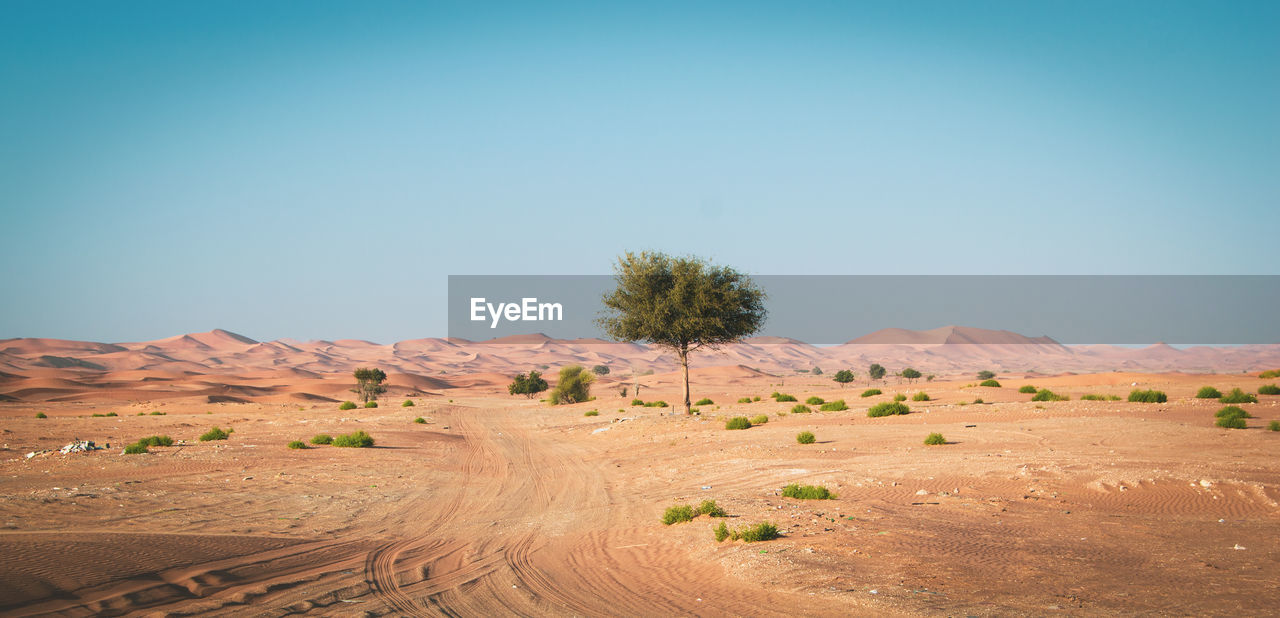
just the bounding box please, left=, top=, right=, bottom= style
left=508, top=370, right=549, bottom=398
left=832, top=369, right=855, bottom=386
left=868, top=363, right=887, bottom=382
left=353, top=367, right=388, bottom=403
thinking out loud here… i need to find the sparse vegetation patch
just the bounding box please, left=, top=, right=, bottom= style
left=1258, top=384, right=1280, bottom=395
left=782, top=483, right=835, bottom=500
left=1032, top=389, right=1068, bottom=402
left=1196, top=386, right=1223, bottom=399
left=924, top=432, right=946, bottom=445
left=912, top=392, right=931, bottom=402
left=1018, top=385, right=1038, bottom=394
left=339, top=401, right=357, bottom=410
left=199, top=426, right=232, bottom=441
left=790, top=404, right=812, bottom=414
left=310, top=434, right=333, bottom=445
left=725, top=417, right=753, bottom=430
left=750, top=414, right=769, bottom=425
left=332, top=430, right=375, bottom=448
left=796, top=431, right=815, bottom=444
left=819, top=400, right=848, bottom=411
left=860, top=388, right=882, bottom=397
left=979, top=379, right=1001, bottom=388
left=867, top=402, right=910, bottom=417
left=1219, top=388, right=1256, bottom=404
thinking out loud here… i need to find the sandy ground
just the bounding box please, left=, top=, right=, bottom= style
left=1, top=372, right=1278, bottom=616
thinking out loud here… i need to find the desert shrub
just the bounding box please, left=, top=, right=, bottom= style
left=973, top=398, right=984, bottom=404
left=1018, top=385, right=1038, bottom=394
left=1268, top=421, right=1280, bottom=432
left=912, top=392, right=931, bottom=402
left=1219, top=388, right=1256, bottom=404
left=805, top=396, right=824, bottom=405
left=774, top=393, right=798, bottom=402
left=1258, top=384, right=1280, bottom=395
left=893, top=393, right=907, bottom=402
left=1215, top=406, right=1250, bottom=419
left=332, top=430, right=375, bottom=448
left=735, top=522, right=780, bottom=542
left=977, top=370, right=997, bottom=380
left=339, top=401, right=357, bottom=410
left=199, top=426, right=231, bottom=441
left=750, top=414, right=769, bottom=425
left=287, top=440, right=307, bottom=449
left=402, top=400, right=414, bottom=407
left=584, top=410, right=599, bottom=417
left=867, top=402, right=910, bottom=417
left=697, top=499, right=727, bottom=517
left=924, top=432, right=946, bottom=445
left=695, top=398, right=714, bottom=406
left=796, top=431, right=815, bottom=444
left=790, top=404, right=812, bottom=414
left=92, top=413, right=106, bottom=417
left=689, top=408, right=700, bottom=414
left=860, top=388, right=882, bottom=398
left=979, top=379, right=1001, bottom=388
left=123, top=443, right=148, bottom=454
left=662, top=504, right=696, bottom=525
left=364, top=401, right=378, bottom=408
left=819, top=400, right=848, bottom=411
left=725, top=417, right=753, bottom=430
left=644, top=400, right=669, bottom=408
left=310, top=434, right=333, bottom=445
left=1127, top=389, right=1167, bottom=403
left=138, top=435, right=173, bottom=447
left=591, top=364, right=610, bottom=375
left=507, top=370, right=549, bottom=398
left=714, top=521, right=731, bottom=542
left=737, top=397, right=752, bottom=404
left=782, top=484, right=835, bottom=500
left=1216, top=416, right=1247, bottom=429
left=149, top=411, right=165, bottom=416
left=1080, top=394, right=1106, bottom=401
left=1259, top=369, right=1280, bottom=379
left=631, top=398, right=644, bottom=406
left=548, top=365, right=595, bottom=405
left=752, top=396, right=761, bottom=401
left=1032, top=389, right=1068, bottom=402
left=413, top=417, right=427, bottom=424
left=1196, top=386, right=1223, bottom=399
left=35, top=412, right=47, bottom=418
left=107, top=412, right=118, bottom=417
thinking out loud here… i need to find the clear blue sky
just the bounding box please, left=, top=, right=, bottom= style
left=2, top=1, right=1277, bottom=343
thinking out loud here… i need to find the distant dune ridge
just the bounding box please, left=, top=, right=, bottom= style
left=1, top=326, right=1278, bottom=403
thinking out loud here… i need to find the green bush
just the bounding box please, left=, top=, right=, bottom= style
left=867, top=402, right=910, bottom=417
left=860, top=388, right=882, bottom=398
left=199, top=426, right=231, bottom=441
left=750, top=414, right=769, bottom=425
left=695, top=398, right=714, bottom=406
left=1216, top=416, right=1247, bottom=429
left=977, top=370, right=996, bottom=380
left=364, top=401, right=378, bottom=408
left=35, top=412, right=47, bottom=418
left=339, top=401, right=357, bottom=410
left=714, top=521, right=731, bottom=542
left=332, top=430, right=375, bottom=448
left=689, top=408, right=700, bottom=415
left=796, top=431, right=815, bottom=444
left=287, top=440, right=307, bottom=449
left=1196, top=386, right=1223, bottom=399
left=1032, top=389, right=1068, bottom=402
left=402, top=400, right=414, bottom=407
left=725, top=417, right=753, bottom=430
left=924, top=432, right=946, bottom=445
left=631, top=398, right=644, bottom=406
left=1080, top=394, right=1121, bottom=401
left=584, top=410, right=599, bottom=417
left=414, top=417, right=427, bottom=424
left=662, top=504, right=696, bottom=525
left=819, top=400, right=848, bottom=411
left=737, top=397, right=753, bottom=404
left=1127, top=389, right=1167, bottom=403
left=790, top=404, right=812, bottom=414
left=734, top=522, right=780, bottom=543
left=1268, top=421, right=1280, bottom=432
left=137, top=435, right=173, bottom=447
left=149, top=411, right=165, bottom=416
left=1258, top=384, right=1280, bottom=395
left=1215, top=406, right=1250, bottom=419
left=912, top=392, right=931, bottom=402
left=697, top=500, right=727, bottom=517
left=893, top=393, right=907, bottom=402
left=644, top=400, right=669, bottom=408
left=752, top=396, right=761, bottom=401
left=979, top=379, right=1001, bottom=388
left=782, top=483, right=835, bottom=500
left=1259, top=369, right=1280, bottom=379
left=123, top=443, right=148, bottom=455
left=548, top=365, right=595, bottom=405
left=805, top=396, right=824, bottom=405
left=1220, top=388, right=1256, bottom=404
left=774, top=393, right=797, bottom=402
left=310, top=434, right=333, bottom=445
left=1018, top=385, right=1038, bottom=394
left=973, top=398, right=984, bottom=404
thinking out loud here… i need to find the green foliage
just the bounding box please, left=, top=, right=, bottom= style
left=697, top=500, right=727, bottom=517
left=1259, top=369, right=1280, bottom=379
left=509, top=370, right=550, bottom=398
left=1220, top=388, right=1256, bottom=404
left=548, top=365, right=595, bottom=405
left=805, top=396, right=824, bottom=405
left=901, top=368, right=922, bottom=382
left=584, top=410, right=600, bottom=417
left=977, top=370, right=997, bottom=380
left=1216, top=415, right=1247, bottom=429
left=868, top=363, right=887, bottom=381
left=1018, top=385, right=1038, bottom=394
left=833, top=369, right=855, bottom=384
left=402, top=399, right=415, bottom=407
left=1195, top=386, right=1223, bottom=399
left=352, top=367, right=388, bottom=403
left=287, top=440, right=307, bottom=449
left=1032, top=389, right=1068, bottom=402
left=35, top=412, right=47, bottom=418
left=752, top=396, right=761, bottom=401
left=734, top=522, right=780, bottom=543
left=1268, top=421, right=1280, bottom=432
left=364, top=401, right=378, bottom=408
left=1215, top=405, right=1250, bottom=419
left=310, top=434, right=333, bottom=445
left=332, top=430, right=375, bottom=448
left=1258, top=384, right=1280, bottom=395
left=124, top=443, right=148, bottom=454
left=973, top=398, right=984, bottom=404
left=714, top=521, right=731, bottom=542
left=413, top=417, right=427, bottom=424
left=591, top=364, right=611, bottom=375
left=924, top=432, right=946, bottom=445
left=725, top=416, right=753, bottom=430
left=782, top=484, right=835, bottom=500
left=661, top=504, right=696, bottom=525
left=149, top=411, right=165, bottom=416
left=339, top=401, right=357, bottom=410
left=819, top=400, right=848, bottom=411
left=811, top=366, right=823, bottom=375
left=1128, top=389, right=1168, bottom=403
left=1080, top=394, right=1121, bottom=401
left=199, top=426, right=231, bottom=441
left=737, top=397, right=753, bottom=403
left=893, top=393, right=907, bottom=402
left=860, top=388, right=882, bottom=398
left=137, top=435, right=173, bottom=447
left=796, top=431, right=816, bottom=444
left=979, top=379, right=1001, bottom=388
left=911, top=392, right=931, bottom=402
left=750, top=414, right=769, bottom=424
left=644, top=400, right=669, bottom=408
left=868, top=402, right=910, bottom=417
left=790, top=404, right=812, bottom=414
left=773, top=393, right=797, bottom=402
left=631, top=398, right=645, bottom=406
left=695, top=398, right=714, bottom=406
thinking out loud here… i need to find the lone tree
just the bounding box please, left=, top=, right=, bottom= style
left=353, top=367, right=388, bottom=403
left=548, top=365, right=594, bottom=405
left=833, top=369, right=855, bottom=387
left=599, top=251, right=767, bottom=414
left=902, top=368, right=922, bottom=383
left=508, top=370, right=549, bottom=398
left=591, top=364, right=611, bottom=376
left=977, top=370, right=996, bottom=381
left=868, top=363, right=887, bottom=383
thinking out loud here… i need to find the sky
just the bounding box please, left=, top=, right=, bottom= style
left=2, top=1, right=1277, bottom=343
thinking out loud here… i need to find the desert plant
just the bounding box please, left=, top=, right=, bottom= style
left=1259, top=369, right=1280, bottom=379
left=893, top=393, right=907, bottom=402
left=737, top=397, right=753, bottom=404
left=199, top=426, right=231, bottom=441
left=149, top=411, right=165, bottom=416
left=332, top=430, right=375, bottom=448
left=790, top=404, right=812, bottom=414
left=1258, top=384, right=1280, bottom=395
left=860, top=388, right=882, bottom=397
left=819, top=400, right=848, bottom=411
left=137, top=435, right=173, bottom=447
left=631, top=398, right=644, bottom=406
left=782, top=484, right=835, bottom=500
left=796, top=431, right=815, bottom=444
left=750, top=414, right=769, bottom=424
left=1032, top=389, right=1068, bottom=402
left=695, top=398, right=714, bottom=406
left=548, top=365, right=595, bottom=405
left=714, top=521, right=731, bottom=542
left=1128, top=389, right=1168, bottom=403
left=734, top=522, right=780, bottom=542
left=287, top=440, right=307, bottom=449
left=973, top=398, right=984, bottom=404
left=413, top=417, right=427, bottom=424
left=661, top=504, right=696, bottom=525
left=979, top=379, right=1001, bottom=388
left=867, top=402, right=910, bottom=417
left=35, top=412, right=47, bottom=418
left=339, top=401, right=357, bottom=410
left=902, top=368, right=922, bottom=383
left=508, top=370, right=550, bottom=398
left=1215, top=405, right=1250, bottom=419
left=868, top=363, right=887, bottom=382
left=752, top=396, right=761, bottom=401
left=591, top=364, right=610, bottom=375
left=1018, top=385, right=1038, bottom=394
left=833, top=369, right=855, bottom=386
left=805, top=396, right=824, bottom=405
left=584, top=410, right=600, bottom=417
left=977, top=370, right=997, bottom=380
left=725, top=417, right=753, bottom=430
left=924, top=432, right=946, bottom=445
left=644, top=400, right=669, bottom=408
left=364, top=401, right=378, bottom=408
left=124, top=442, right=148, bottom=455
left=689, top=407, right=700, bottom=414
left=1216, top=416, right=1247, bottom=429
left=310, top=434, right=333, bottom=445
left=912, top=392, right=931, bottom=402
left=1196, top=386, right=1223, bottom=399
left=774, top=393, right=798, bottom=402
left=1268, top=421, right=1280, bottom=432
left=402, top=399, right=414, bottom=407
left=697, top=500, right=727, bottom=517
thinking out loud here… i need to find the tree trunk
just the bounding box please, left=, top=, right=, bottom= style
left=679, top=345, right=691, bottom=414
